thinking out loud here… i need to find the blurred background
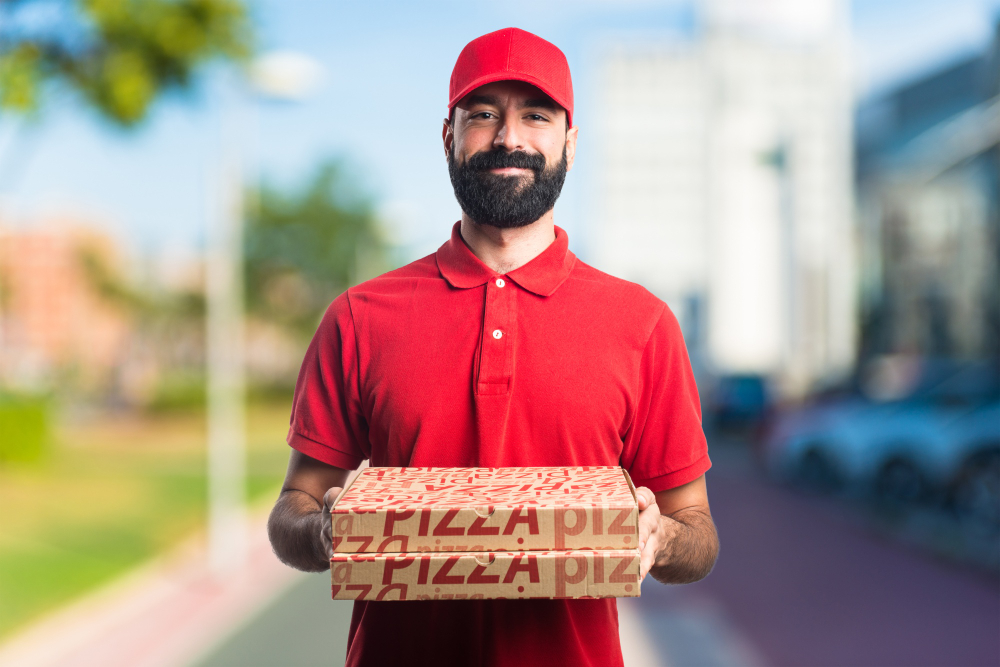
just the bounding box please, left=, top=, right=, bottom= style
left=0, top=1, right=997, bottom=666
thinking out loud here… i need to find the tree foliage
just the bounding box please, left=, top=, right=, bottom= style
left=244, top=161, right=388, bottom=338
left=0, top=0, right=252, bottom=125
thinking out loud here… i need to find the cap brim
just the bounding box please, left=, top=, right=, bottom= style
left=448, top=72, right=573, bottom=128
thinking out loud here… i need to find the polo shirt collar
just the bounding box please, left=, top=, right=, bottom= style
left=436, top=221, right=576, bottom=297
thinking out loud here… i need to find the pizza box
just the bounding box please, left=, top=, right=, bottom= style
left=330, top=466, right=638, bottom=553
left=330, top=548, right=640, bottom=601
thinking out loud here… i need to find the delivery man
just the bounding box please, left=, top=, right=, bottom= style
left=267, top=27, right=719, bottom=667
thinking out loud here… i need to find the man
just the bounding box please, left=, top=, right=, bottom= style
left=268, top=27, right=719, bottom=667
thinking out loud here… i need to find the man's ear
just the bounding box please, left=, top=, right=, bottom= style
left=565, top=125, right=579, bottom=172
left=443, top=118, right=454, bottom=160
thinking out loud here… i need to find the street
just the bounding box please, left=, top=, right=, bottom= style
left=197, top=443, right=1000, bottom=667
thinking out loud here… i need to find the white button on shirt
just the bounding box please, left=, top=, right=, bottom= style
left=492, top=329, right=503, bottom=340
left=495, top=278, right=505, bottom=288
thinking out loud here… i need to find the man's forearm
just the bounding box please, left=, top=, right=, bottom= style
left=267, top=489, right=329, bottom=572
left=649, top=508, right=719, bottom=584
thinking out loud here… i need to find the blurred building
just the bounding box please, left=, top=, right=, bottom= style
left=855, top=21, right=1000, bottom=363
left=590, top=0, right=856, bottom=398
left=0, top=221, right=132, bottom=392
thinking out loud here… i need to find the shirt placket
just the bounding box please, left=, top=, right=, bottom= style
left=477, top=276, right=515, bottom=395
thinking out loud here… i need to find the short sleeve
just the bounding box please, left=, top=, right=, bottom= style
left=286, top=292, right=369, bottom=470
left=621, top=305, right=711, bottom=492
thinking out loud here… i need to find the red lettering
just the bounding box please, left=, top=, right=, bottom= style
left=610, top=554, right=637, bottom=583
left=554, top=509, right=587, bottom=549
left=382, top=556, right=415, bottom=585
left=345, top=536, right=373, bottom=551
left=432, top=556, right=465, bottom=585
left=345, top=584, right=372, bottom=600
left=417, top=556, right=431, bottom=584
left=331, top=563, right=352, bottom=584
left=593, top=552, right=605, bottom=583
left=502, top=554, right=540, bottom=583
left=468, top=511, right=500, bottom=536
left=383, top=509, right=416, bottom=535
left=468, top=562, right=500, bottom=584
left=375, top=584, right=408, bottom=600
left=418, top=509, right=431, bottom=536
left=433, top=509, right=465, bottom=536
left=592, top=508, right=604, bottom=535
left=333, top=514, right=354, bottom=535
left=608, top=507, right=636, bottom=535
left=554, top=556, right=588, bottom=598
left=377, top=536, right=409, bottom=552
left=502, top=508, right=539, bottom=535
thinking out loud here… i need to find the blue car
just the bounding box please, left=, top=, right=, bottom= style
left=759, top=359, right=1000, bottom=529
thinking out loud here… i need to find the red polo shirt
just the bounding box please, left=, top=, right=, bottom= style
left=288, top=222, right=711, bottom=667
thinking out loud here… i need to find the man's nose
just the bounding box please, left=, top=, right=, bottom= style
left=493, top=115, right=523, bottom=151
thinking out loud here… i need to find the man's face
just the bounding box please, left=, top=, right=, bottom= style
left=444, top=80, right=578, bottom=228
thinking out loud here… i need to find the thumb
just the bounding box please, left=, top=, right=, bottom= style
left=323, top=486, right=344, bottom=511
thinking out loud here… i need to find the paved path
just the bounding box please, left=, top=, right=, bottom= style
left=192, top=576, right=743, bottom=667
left=0, top=515, right=297, bottom=667
left=691, top=445, right=1000, bottom=667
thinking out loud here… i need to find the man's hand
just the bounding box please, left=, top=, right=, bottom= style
left=268, top=450, right=353, bottom=572
left=636, top=486, right=668, bottom=582
left=320, top=486, right=344, bottom=558
left=634, top=475, right=719, bottom=585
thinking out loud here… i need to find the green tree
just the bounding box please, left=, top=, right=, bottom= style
left=0, top=0, right=252, bottom=126
left=244, top=161, right=389, bottom=338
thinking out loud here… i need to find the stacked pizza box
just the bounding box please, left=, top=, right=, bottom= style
left=329, top=466, right=641, bottom=601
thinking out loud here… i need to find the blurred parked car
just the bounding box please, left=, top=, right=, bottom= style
left=705, top=374, right=770, bottom=433
left=758, top=358, right=1000, bottom=530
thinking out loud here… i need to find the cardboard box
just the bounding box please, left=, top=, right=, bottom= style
left=330, top=466, right=638, bottom=553
left=330, top=549, right=640, bottom=601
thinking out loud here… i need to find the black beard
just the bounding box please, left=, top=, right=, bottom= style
left=448, top=145, right=568, bottom=229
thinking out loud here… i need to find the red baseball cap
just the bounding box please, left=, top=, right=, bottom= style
left=449, top=27, right=574, bottom=128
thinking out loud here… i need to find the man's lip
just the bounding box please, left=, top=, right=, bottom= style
left=488, top=167, right=532, bottom=176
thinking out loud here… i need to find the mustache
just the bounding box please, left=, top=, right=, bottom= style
left=464, top=149, right=547, bottom=173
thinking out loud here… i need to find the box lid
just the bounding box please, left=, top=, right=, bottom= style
left=331, top=466, right=638, bottom=553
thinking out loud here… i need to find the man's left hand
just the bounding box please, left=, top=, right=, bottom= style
left=631, top=475, right=719, bottom=585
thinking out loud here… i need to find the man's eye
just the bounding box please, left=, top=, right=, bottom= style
left=474, top=112, right=496, bottom=120
left=527, top=114, right=547, bottom=122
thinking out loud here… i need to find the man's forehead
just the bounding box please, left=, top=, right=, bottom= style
left=455, top=80, right=562, bottom=113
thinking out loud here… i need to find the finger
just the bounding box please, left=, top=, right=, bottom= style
left=639, top=543, right=656, bottom=581
left=322, top=523, right=333, bottom=558
left=637, top=505, right=659, bottom=550
left=322, top=486, right=344, bottom=511
left=634, top=486, right=656, bottom=510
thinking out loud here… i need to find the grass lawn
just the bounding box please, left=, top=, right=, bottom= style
left=0, top=400, right=294, bottom=641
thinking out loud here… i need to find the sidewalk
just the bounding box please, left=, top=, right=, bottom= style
left=0, top=514, right=301, bottom=667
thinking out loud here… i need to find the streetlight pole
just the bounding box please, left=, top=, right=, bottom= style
left=206, top=52, right=323, bottom=575
left=206, top=75, right=248, bottom=574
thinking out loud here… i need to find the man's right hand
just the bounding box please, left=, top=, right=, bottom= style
left=268, top=451, right=353, bottom=572
left=320, top=486, right=344, bottom=558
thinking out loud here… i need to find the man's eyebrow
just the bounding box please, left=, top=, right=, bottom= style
left=466, top=94, right=502, bottom=107
left=520, top=98, right=559, bottom=111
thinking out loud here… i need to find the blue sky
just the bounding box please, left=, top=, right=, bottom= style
left=1, top=0, right=998, bottom=264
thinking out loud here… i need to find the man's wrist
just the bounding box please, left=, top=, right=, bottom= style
left=267, top=490, right=332, bottom=573
left=648, top=509, right=717, bottom=584
left=651, top=515, right=681, bottom=572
